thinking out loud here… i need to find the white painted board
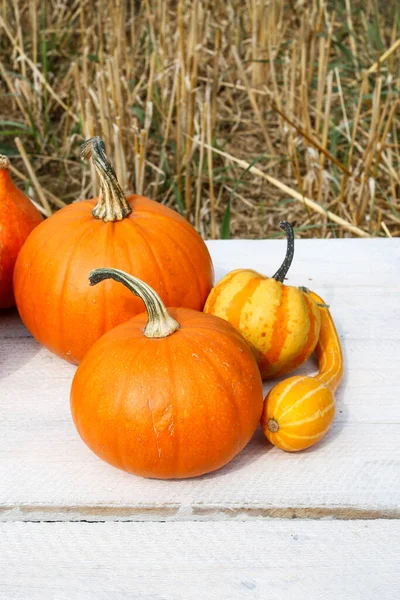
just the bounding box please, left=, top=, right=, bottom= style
left=0, top=520, right=399, bottom=600
left=1, top=239, right=399, bottom=520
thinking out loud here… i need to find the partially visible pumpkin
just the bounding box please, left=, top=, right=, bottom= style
left=261, top=291, right=343, bottom=452
left=70, top=268, right=263, bottom=479
left=14, top=137, right=214, bottom=364
left=204, top=222, right=320, bottom=379
left=0, top=155, right=43, bottom=308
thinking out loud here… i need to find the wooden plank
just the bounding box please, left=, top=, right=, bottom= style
left=1, top=417, right=399, bottom=520
left=0, top=521, right=399, bottom=600
left=206, top=238, right=400, bottom=287
left=1, top=239, right=399, bottom=520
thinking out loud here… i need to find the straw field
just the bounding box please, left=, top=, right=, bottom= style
left=1, top=0, right=399, bottom=238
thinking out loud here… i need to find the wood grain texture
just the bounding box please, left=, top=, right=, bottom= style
left=0, top=239, right=399, bottom=521
left=0, top=520, right=399, bottom=600
left=207, top=238, right=400, bottom=288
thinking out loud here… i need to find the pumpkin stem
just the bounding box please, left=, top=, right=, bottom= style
left=89, top=268, right=180, bottom=339
left=0, top=155, right=11, bottom=170
left=81, top=137, right=132, bottom=222
left=272, top=221, right=295, bottom=283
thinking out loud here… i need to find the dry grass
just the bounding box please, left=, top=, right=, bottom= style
left=1, top=0, right=400, bottom=239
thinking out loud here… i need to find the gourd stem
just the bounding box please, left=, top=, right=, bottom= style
left=272, top=221, right=295, bottom=282
left=0, top=155, right=11, bottom=169
left=267, top=418, right=279, bottom=433
left=89, top=268, right=180, bottom=339
left=81, top=137, right=132, bottom=222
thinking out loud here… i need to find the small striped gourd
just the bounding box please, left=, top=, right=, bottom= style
left=204, top=222, right=321, bottom=379
left=260, top=291, right=343, bottom=452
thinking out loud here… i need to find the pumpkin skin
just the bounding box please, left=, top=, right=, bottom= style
left=70, top=269, right=263, bottom=479
left=204, top=223, right=320, bottom=379
left=261, top=291, right=343, bottom=452
left=13, top=138, right=213, bottom=364
left=0, top=155, right=43, bottom=308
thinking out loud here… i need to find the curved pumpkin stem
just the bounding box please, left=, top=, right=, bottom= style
left=272, top=221, right=295, bottom=283
left=81, top=137, right=132, bottom=222
left=89, top=268, right=180, bottom=339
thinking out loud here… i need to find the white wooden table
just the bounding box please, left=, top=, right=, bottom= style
left=1, top=238, right=399, bottom=599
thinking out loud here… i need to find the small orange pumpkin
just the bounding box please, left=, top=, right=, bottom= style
left=0, top=155, right=43, bottom=308
left=71, top=268, right=263, bottom=479
left=204, top=222, right=321, bottom=379
left=261, top=291, right=343, bottom=451
left=14, top=137, right=214, bottom=364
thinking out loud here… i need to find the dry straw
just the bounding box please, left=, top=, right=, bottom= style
left=0, top=0, right=399, bottom=238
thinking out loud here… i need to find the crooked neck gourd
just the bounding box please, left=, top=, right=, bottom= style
left=261, top=293, right=343, bottom=452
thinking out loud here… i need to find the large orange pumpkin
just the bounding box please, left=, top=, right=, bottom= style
left=14, top=137, right=213, bottom=364
left=261, top=291, right=343, bottom=451
left=204, top=222, right=320, bottom=379
left=71, top=268, right=263, bottom=479
left=0, top=155, right=43, bottom=308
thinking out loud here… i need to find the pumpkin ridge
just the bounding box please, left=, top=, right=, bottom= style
left=112, top=340, right=149, bottom=472
left=14, top=206, right=94, bottom=295
left=226, top=276, right=264, bottom=330
left=124, top=217, right=168, bottom=296
left=16, top=220, right=89, bottom=342
left=163, top=339, right=181, bottom=476
left=204, top=270, right=242, bottom=314
left=273, top=432, right=297, bottom=451
left=56, top=221, right=96, bottom=360
left=182, top=321, right=249, bottom=343
left=177, top=333, right=219, bottom=468
left=13, top=222, right=54, bottom=304
left=263, top=284, right=290, bottom=366
left=75, top=336, right=149, bottom=470
left=268, top=375, right=308, bottom=417
left=135, top=206, right=211, bottom=248
left=282, top=422, right=333, bottom=441
left=286, top=292, right=320, bottom=373
left=152, top=221, right=206, bottom=304
left=280, top=400, right=336, bottom=427
left=277, top=382, right=328, bottom=421
left=187, top=329, right=244, bottom=449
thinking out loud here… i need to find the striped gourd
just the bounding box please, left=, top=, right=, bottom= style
left=204, top=222, right=321, bottom=379
left=260, top=291, right=343, bottom=452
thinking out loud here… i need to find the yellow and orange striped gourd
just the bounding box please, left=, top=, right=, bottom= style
left=204, top=222, right=321, bottom=379
left=261, top=291, right=343, bottom=451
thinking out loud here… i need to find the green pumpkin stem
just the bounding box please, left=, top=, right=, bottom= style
left=89, top=268, right=179, bottom=339
left=272, top=221, right=295, bottom=283
left=81, top=137, right=132, bottom=222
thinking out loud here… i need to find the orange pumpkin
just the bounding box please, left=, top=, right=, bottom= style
left=261, top=291, right=343, bottom=451
left=204, top=222, right=320, bottom=379
left=70, top=268, right=263, bottom=479
left=0, top=155, right=43, bottom=308
left=14, top=137, right=213, bottom=364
